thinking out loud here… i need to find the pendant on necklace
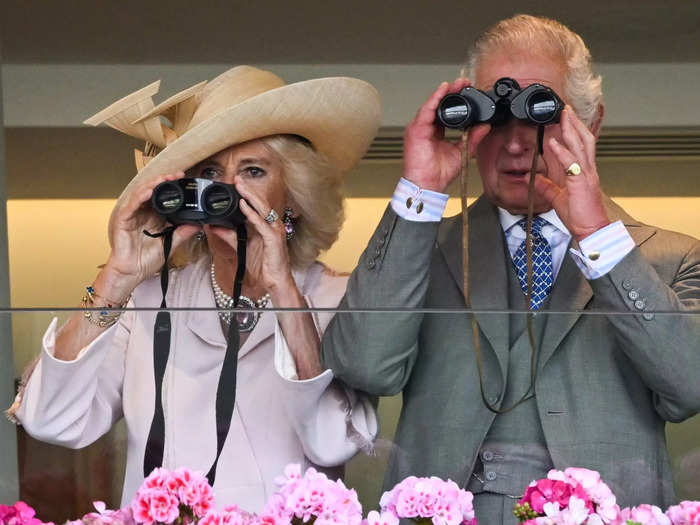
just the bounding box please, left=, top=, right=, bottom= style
left=233, top=296, right=258, bottom=332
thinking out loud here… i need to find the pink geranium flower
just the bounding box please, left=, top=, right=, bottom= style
left=141, top=469, right=171, bottom=491
left=0, top=501, right=53, bottom=525
left=131, top=467, right=215, bottom=525
left=614, top=504, right=670, bottom=525
left=666, top=501, right=700, bottom=525
left=378, top=476, right=476, bottom=525
left=220, top=505, right=257, bottom=525
left=180, top=478, right=215, bottom=517
left=522, top=479, right=575, bottom=514
left=132, top=488, right=180, bottom=525
left=362, top=510, right=399, bottom=525
left=515, top=468, right=620, bottom=524
left=81, top=501, right=135, bottom=525
left=262, top=464, right=363, bottom=525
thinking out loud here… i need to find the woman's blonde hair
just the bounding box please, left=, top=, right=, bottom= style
left=172, top=135, right=344, bottom=270
left=262, top=135, right=345, bottom=269
left=466, top=14, right=603, bottom=127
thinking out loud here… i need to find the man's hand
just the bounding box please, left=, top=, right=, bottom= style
left=535, top=106, right=611, bottom=241
left=403, top=79, right=491, bottom=193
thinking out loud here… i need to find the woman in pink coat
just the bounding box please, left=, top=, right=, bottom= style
left=9, top=66, right=381, bottom=510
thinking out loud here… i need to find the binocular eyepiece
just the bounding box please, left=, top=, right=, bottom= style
left=436, top=77, right=563, bottom=129
left=152, top=177, right=245, bottom=228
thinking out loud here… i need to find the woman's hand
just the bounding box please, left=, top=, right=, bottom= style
left=99, top=171, right=200, bottom=302
left=207, top=176, right=325, bottom=379
left=207, top=176, right=295, bottom=296
left=403, top=78, right=491, bottom=193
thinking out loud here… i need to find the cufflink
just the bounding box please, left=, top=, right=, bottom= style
left=587, top=250, right=600, bottom=261
left=406, top=196, right=424, bottom=214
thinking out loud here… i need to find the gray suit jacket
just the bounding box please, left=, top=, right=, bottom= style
left=322, top=195, right=700, bottom=508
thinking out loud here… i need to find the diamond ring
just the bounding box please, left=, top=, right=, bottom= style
left=264, top=209, right=279, bottom=223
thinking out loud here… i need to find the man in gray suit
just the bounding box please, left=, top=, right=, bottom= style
left=322, top=14, right=700, bottom=522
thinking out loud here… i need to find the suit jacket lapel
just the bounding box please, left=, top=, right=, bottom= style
left=537, top=254, right=592, bottom=368
left=437, top=194, right=658, bottom=372
left=438, top=196, right=510, bottom=379
left=538, top=195, right=657, bottom=367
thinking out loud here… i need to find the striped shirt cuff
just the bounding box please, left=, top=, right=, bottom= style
left=390, top=178, right=449, bottom=222
left=569, top=220, right=635, bottom=279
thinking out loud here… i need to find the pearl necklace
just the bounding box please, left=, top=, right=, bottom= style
left=210, top=263, right=270, bottom=332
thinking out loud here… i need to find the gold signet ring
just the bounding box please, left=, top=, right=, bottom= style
left=566, top=162, right=582, bottom=176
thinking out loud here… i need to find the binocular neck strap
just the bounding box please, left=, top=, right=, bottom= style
left=142, top=223, right=248, bottom=487
left=206, top=222, right=246, bottom=486
left=142, top=225, right=176, bottom=478
left=466, top=124, right=546, bottom=415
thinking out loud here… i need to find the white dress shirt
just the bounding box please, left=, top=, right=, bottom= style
left=391, top=177, right=635, bottom=280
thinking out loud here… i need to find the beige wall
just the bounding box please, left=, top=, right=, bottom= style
left=6, top=63, right=700, bottom=128
left=7, top=194, right=700, bottom=371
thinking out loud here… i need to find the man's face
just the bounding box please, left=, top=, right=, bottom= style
left=475, top=49, right=569, bottom=215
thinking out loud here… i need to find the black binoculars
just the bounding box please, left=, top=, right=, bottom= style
left=436, top=77, right=563, bottom=129
left=152, top=177, right=245, bottom=228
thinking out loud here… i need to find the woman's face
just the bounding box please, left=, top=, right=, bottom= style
left=187, top=138, right=287, bottom=255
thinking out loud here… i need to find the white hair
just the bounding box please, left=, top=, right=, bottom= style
left=261, top=135, right=344, bottom=270
left=466, top=14, right=603, bottom=127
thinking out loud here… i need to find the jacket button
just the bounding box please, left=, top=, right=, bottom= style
left=485, top=471, right=497, bottom=481
left=643, top=312, right=655, bottom=321
left=368, top=260, right=376, bottom=270
left=481, top=450, right=494, bottom=461
left=375, top=247, right=382, bottom=256
left=622, top=279, right=633, bottom=290
left=634, top=299, right=646, bottom=310
left=628, top=290, right=639, bottom=301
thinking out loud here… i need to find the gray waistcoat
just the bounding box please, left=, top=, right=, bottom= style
left=468, top=257, right=554, bottom=497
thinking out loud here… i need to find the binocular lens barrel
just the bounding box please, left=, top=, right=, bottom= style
left=151, top=178, right=244, bottom=228
left=436, top=78, right=562, bottom=129
left=437, top=95, right=472, bottom=128
left=526, top=91, right=559, bottom=124
left=202, top=184, right=236, bottom=216
left=152, top=182, right=184, bottom=213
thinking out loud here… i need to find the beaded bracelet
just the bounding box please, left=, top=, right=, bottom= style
left=81, top=285, right=129, bottom=328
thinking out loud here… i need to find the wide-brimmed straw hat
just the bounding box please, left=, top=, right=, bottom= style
left=84, top=66, right=382, bottom=201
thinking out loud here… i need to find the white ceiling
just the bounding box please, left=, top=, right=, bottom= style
left=2, top=0, right=700, bottom=64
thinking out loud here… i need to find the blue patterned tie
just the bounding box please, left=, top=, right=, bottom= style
left=513, top=216, right=553, bottom=310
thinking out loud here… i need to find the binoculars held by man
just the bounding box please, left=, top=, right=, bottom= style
left=436, top=77, right=564, bottom=129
